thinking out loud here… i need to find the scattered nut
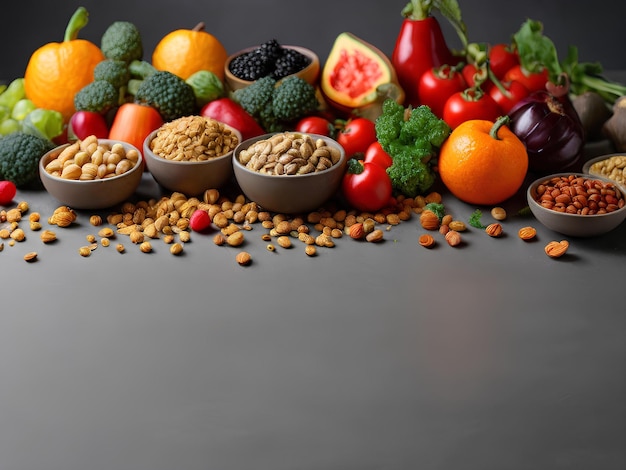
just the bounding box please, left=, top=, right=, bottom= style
left=236, top=251, right=252, bottom=265
left=349, top=222, right=365, bottom=240
left=40, top=230, right=57, bottom=243
left=518, top=226, right=537, bottom=241
left=419, top=210, right=440, bottom=230
left=304, top=245, right=317, bottom=257
left=445, top=230, right=462, bottom=247
left=490, top=207, right=507, bottom=220
left=544, top=240, right=569, bottom=258
left=366, top=229, right=384, bottom=243
left=170, top=243, right=184, bottom=255
left=78, top=246, right=92, bottom=257
left=485, top=223, right=503, bottom=237
left=23, top=251, right=38, bottom=262
left=139, top=241, right=152, bottom=253
left=418, top=233, right=436, bottom=248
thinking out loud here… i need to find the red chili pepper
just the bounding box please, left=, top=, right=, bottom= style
left=68, top=110, right=109, bottom=141
left=201, top=97, right=265, bottom=141
left=391, top=1, right=459, bottom=107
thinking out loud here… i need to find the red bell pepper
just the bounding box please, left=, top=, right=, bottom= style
left=391, top=0, right=466, bottom=107
left=200, top=98, right=265, bottom=141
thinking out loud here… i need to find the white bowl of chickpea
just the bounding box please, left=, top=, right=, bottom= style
left=39, top=136, right=144, bottom=210
left=527, top=172, right=626, bottom=237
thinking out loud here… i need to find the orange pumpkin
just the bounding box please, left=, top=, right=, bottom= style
left=24, top=7, right=104, bottom=123
left=152, top=22, right=228, bottom=81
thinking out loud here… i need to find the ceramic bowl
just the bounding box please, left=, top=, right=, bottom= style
left=232, top=132, right=346, bottom=214
left=143, top=123, right=242, bottom=196
left=224, top=45, right=320, bottom=91
left=39, top=139, right=143, bottom=210
left=527, top=172, right=626, bottom=237
left=582, top=153, right=626, bottom=186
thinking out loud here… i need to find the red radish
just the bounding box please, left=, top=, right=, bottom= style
left=189, top=209, right=212, bottom=233
left=0, top=181, right=17, bottom=205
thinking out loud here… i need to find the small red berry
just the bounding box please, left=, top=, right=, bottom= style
left=0, top=181, right=17, bottom=206
left=189, top=209, right=212, bottom=232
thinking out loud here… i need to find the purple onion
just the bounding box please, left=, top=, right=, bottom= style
left=508, top=90, right=585, bottom=175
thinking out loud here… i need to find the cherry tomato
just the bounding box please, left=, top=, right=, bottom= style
left=0, top=180, right=17, bottom=206
left=337, top=117, right=377, bottom=158
left=503, top=65, right=549, bottom=93
left=442, top=88, right=502, bottom=129
left=488, top=43, right=519, bottom=79
left=488, top=80, right=530, bottom=114
left=363, top=141, right=393, bottom=169
left=341, top=159, right=392, bottom=212
left=462, top=63, right=491, bottom=90
left=295, top=116, right=334, bottom=137
left=417, top=64, right=467, bottom=118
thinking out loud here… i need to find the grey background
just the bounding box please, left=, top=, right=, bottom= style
left=2, top=0, right=626, bottom=81
left=1, top=2, right=625, bottom=470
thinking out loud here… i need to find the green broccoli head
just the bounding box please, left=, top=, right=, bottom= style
left=232, top=76, right=277, bottom=131
left=0, top=131, right=54, bottom=187
left=231, top=75, right=319, bottom=132
left=271, top=76, right=319, bottom=122
left=93, top=59, right=130, bottom=89
left=74, top=80, right=120, bottom=114
left=376, top=100, right=450, bottom=197
left=134, top=71, right=197, bottom=122
left=101, top=21, right=143, bottom=63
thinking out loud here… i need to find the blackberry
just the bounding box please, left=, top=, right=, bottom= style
left=271, top=48, right=311, bottom=79
left=229, top=39, right=283, bottom=81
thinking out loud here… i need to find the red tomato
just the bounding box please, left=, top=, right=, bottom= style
left=295, top=116, right=334, bottom=136
left=442, top=88, right=502, bottom=129
left=462, top=63, right=491, bottom=90
left=417, top=65, right=467, bottom=118
left=488, top=80, right=530, bottom=114
left=341, top=159, right=392, bottom=212
left=503, top=65, right=549, bottom=93
left=363, top=141, right=393, bottom=169
left=488, top=43, right=519, bottom=79
left=337, top=117, right=377, bottom=158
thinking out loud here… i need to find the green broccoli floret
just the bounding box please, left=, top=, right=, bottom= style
left=0, top=131, right=54, bottom=187
left=74, top=80, right=120, bottom=114
left=376, top=100, right=451, bottom=197
left=232, top=75, right=320, bottom=132
left=93, top=59, right=130, bottom=89
left=232, top=76, right=277, bottom=131
left=100, top=21, right=143, bottom=63
left=271, top=76, right=319, bottom=122
left=134, top=71, right=197, bottom=122
left=425, top=202, right=446, bottom=221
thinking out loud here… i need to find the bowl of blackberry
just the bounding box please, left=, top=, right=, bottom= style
left=224, top=39, right=320, bottom=91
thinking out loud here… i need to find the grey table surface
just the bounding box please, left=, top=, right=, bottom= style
left=1, top=139, right=625, bottom=470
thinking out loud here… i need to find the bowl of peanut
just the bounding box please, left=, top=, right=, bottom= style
left=527, top=172, right=626, bottom=237
left=232, top=131, right=347, bottom=214
left=39, top=136, right=144, bottom=210
left=143, top=115, right=242, bottom=196
left=583, top=153, right=626, bottom=186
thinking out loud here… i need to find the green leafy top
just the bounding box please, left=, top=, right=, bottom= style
left=513, top=19, right=626, bottom=104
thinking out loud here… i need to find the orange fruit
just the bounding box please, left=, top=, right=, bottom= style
left=152, top=23, right=228, bottom=81
left=438, top=117, right=528, bottom=205
left=24, top=7, right=104, bottom=122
